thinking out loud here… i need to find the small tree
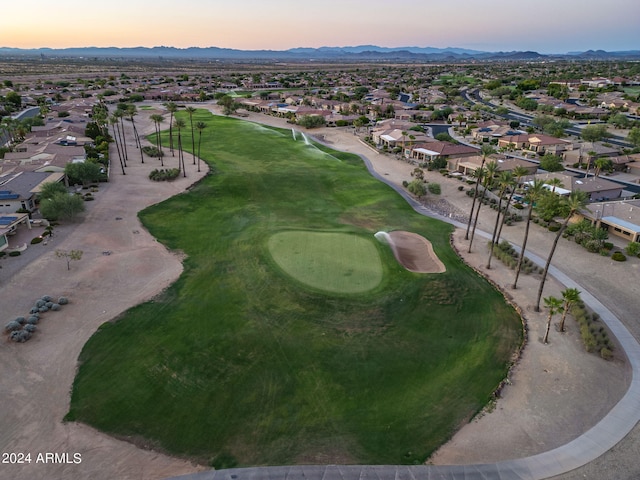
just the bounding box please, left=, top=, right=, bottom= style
left=38, top=181, right=68, bottom=200
left=543, top=296, right=563, bottom=344
left=407, top=179, right=427, bottom=198
left=559, top=288, right=581, bottom=332
left=65, top=161, right=103, bottom=186
left=55, top=249, right=83, bottom=270
left=40, top=192, right=85, bottom=221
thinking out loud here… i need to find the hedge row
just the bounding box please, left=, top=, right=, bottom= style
left=570, top=301, right=613, bottom=359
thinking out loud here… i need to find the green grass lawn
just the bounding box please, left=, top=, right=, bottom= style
left=66, top=110, right=523, bottom=467
left=268, top=230, right=383, bottom=294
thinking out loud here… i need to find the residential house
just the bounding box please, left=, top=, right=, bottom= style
left=526, top=134, right=572, bottom=154
left=577, top=199, right=640, bottom=243
left=523, top=171, right=623, bottom=201
left=0, top=171, right=65, bottom=214
left=449, top=155, right=538, bottom=176
left=0, top=212, right=31, bottom=253
left=408, top=141, right=477, bottom=163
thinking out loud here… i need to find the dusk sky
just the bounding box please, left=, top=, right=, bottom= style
left=1, top=0, right=638, bottom=53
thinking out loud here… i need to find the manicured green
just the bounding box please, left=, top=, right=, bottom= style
left=268, top=230, right=383, bottom=294
left=66, top=110, right=523, bottom=467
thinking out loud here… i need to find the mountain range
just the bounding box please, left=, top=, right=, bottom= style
left=1, top=45, right=639, bottom=62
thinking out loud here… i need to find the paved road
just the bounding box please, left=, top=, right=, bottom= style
left=167, top=137, right=640, bottom=480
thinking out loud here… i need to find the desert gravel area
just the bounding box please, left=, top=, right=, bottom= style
left=0, top=103, right=639, bottom=480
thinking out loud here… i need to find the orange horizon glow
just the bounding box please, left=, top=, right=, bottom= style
left=1, top=0, right=638, bottom=54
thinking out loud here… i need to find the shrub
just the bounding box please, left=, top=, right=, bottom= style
left=428, top=183, right=441, bottom=195
left=31, top=236, right=44, bottom=244
left=600, top=348, right=613, bottom=360
left=513, top=203, right=524, bottom=209
left=603, top=242, right=614, bottom=251
left=611, top=251, right=627, bottom=262
left=625, top=241, right=640, bottom=256
left=458, top=185, right=464, bottom=191
left=10, top=330, right=32, bottom=342
left=548, top=224, right=561, bottom=232
left=9, top=251, right=21, bottom=257
left=149, top=168, right=180, bottom=181
left=5, top=321, right=22, bottom=332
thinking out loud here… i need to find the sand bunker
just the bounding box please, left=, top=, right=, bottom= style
left=385, top=230, right=446, bottom=274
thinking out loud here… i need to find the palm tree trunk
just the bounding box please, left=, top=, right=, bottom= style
left=559, top=304, right=570, bottom=332
left=118, top=117, right=129, bottom=166
left=543, top=313, right=553, bottom=344
left=197, top=131, right=202, bottom=173
left=465, top=160, right=485, bottom=240
left=486, top=194, right=505, bottom=269
left=495, top=188, right=517, bottom=246
left=468, top=185, right=486, bottom=253
left=111, top=123, right=126, bottom=175
left=512, top=205, right=534, bottom=289
left=535, top=219, right=570, bottom=312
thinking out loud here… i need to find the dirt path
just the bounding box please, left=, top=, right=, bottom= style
left=0, top=104, right=638, bottom=480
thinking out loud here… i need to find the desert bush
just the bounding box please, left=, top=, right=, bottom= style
left=600, top=348, right=613, bottom=360
left=24, top=324, right=37, bottom=333
left=39, top=306, right=49, bottom=313
left=27, top=316, right=39, bottom=325
left=45, top=302, right=54, bottom=309
left=612, top=251, right=627, bottom=262
left=50, top=303, right=61, bottom=311
left=149, top=168, right=180, bottom=181
left=36, top=299, right=46, bottom=308
left=42, top=295, right=52, bottom=302
left=625, top=241, right=640, bottom=256
left=10, top=330, right=32, bottom=342
left=5, top=321, right=22, bottom=332
left=58, top=297, right=69, bottom=305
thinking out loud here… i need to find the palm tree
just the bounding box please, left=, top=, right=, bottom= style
left=186, top=106, right=197, bottom=165
left=594, top=157, right=611, bottom=177
left=468, top=160, right=498, bottom=253
left=113, top=109, right=128, bottom=167
left=534, top=190, right=589, bottom=311
left=559, top=288, right=581, bottom=332
left=486, top=170, right=514, bottom=269
left=109, top=116, right=126, bottom=175
left=585, top=151, right=597, bottom=176
left=195, top=121, right=206, bottom=173
left=465, top=145, right=495, bottom=240
left=150, top=114, right=165, bottom=166
left=126, top=104, right=144, bottom=163
left=545, top=177, right=564, bottom=194
left=512, top=179, right=547, bottom=289
left=174, top=118, right=187, bottom=177
left=495, top=165, right=529, bottom=247
left=165, top=101, right=178, bottom=156
left=543, top=296, right=563, bottom=344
